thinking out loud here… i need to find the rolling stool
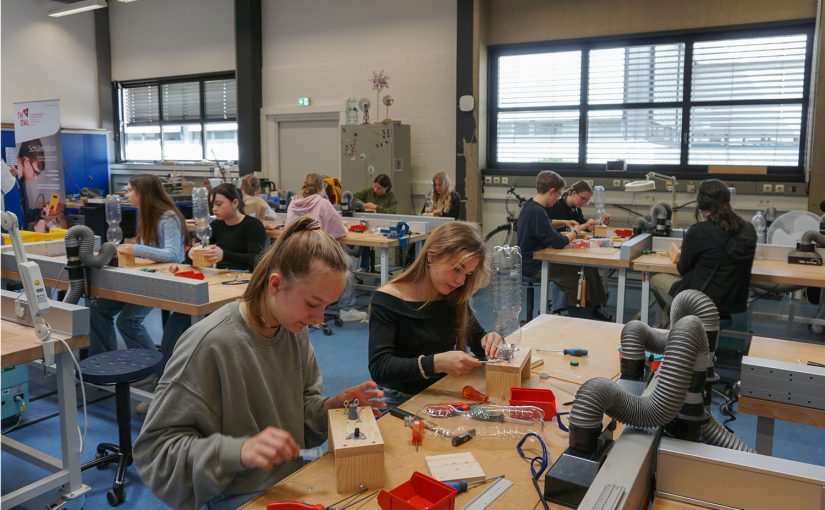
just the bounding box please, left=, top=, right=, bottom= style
left=79, top=349, right=162, bottom=506
left=522, top=275, right=542, bottom=323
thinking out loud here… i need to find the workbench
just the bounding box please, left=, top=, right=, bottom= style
left=631, top=253, right=825, bottom=326
left=241, top=314, right=624, bottom=510
left=738, top=336, right=825, bottom=455
left=1, top=321, right=90, bottom=508
left=532, top=231, right=648, bottom=323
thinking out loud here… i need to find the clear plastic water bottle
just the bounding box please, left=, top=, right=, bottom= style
left=192, top=187, right=212, bottom=246
left=752, top=210, right=766, bottom=244
left=105, top=194, right=122, bottom=245
left=491, top=245, right=522, bottom=347
left=592, top=185, right=606, bottom=224
left=423, top=192, right=434, bottom=215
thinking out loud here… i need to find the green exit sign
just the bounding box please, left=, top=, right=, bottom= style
left=297, top=97, right=311, bottom=106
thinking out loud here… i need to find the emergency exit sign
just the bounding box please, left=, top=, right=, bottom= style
left=297, top=97, right=311, bottom=106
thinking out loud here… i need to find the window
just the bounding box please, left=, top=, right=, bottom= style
left=489, top=24, right=813, bottom=178
left=116, top=73, right=237, bottom=162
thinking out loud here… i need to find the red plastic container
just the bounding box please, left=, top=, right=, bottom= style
left=509, top=387, right=556, bottom=421
left=377, top=471, right=456, bottom=510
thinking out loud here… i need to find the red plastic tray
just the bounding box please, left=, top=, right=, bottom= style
left=377, top=471, right=456, bottom=510
left=509, top=387, right=556, bottom=421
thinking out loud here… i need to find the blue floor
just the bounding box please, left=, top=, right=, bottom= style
left=3, top=274, right=824, bottom=509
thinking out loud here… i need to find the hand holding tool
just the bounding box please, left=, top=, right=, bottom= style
left=536, top=348, right=588, bottom=357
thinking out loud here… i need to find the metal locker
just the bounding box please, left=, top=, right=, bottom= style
left=340, top=123, right=412, bottom=214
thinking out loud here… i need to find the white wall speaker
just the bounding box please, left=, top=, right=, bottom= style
left=459, top=95, right=475, bottom=112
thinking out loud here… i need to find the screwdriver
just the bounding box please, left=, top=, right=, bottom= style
left=536, top=348, right=589, bottom=357
left=444, top=475, right=503, bottom=494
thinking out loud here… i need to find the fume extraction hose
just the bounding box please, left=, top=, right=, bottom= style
left=63, top=225, right=116, bottom=304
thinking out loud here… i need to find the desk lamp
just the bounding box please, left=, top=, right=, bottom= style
left=624, top=172, right=678, bottom=227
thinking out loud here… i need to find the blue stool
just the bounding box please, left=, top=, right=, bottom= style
left=79, top=349, right=162, bottom=506
left=522, top=275, right=542, bottom=323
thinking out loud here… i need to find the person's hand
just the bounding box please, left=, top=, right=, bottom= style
left=325, top=381, right=385, bottom=411
left=117, top=244, right=135, bottom=256
left=567, top=229, right=579, bottom=242
left=481, top=332, right=504, bottom=359
left=203, top=245, right=223, bottom=264
left=433, top=351, right=482, bottom=377
left=364, top=202, right=377, bottom=212
left=432, top=209, right=443, bottom=217
left=602, top=213, right=611, bottom=225
left=565, top=220, right=580, bottom=230
left=240, top=427, right=300, bottom=470
left=584, top=219, right=597, bottom=230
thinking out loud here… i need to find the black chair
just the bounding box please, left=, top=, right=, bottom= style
left=80, top=349, right=162, bottom=506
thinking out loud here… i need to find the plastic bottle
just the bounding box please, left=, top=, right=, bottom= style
left=592, top=185, right=606, bottom=224
left=752, top=210, right=766, bottom=244
left=192, top=187, right=212, bottom=246
left=728, top=187, right=737, bottom=208
left=105, top=194, right=122, bottom=245
left=491, top=245, right=522, bottom=346
left=423, top=192, right=434, bottom=215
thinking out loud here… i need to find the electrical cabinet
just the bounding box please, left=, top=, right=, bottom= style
left=340, top=123, right=412, bottom=214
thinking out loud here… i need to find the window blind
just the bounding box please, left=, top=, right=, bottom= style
left=123, top=85, right=159, bottom=125
left=162, top=82, right=201, bottom=121
left=204, top=79, right=237, bottom=120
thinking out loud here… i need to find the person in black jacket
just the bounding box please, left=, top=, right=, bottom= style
left=423, top=171, right=461, bottom=218
left=368, top=222, right=503, bottom=408
left=651, top=179, right=756, bottom=326
left=517, top=171, right=610, bottom=319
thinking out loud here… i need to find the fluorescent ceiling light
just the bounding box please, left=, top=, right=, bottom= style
left=49, top=0, right=107, bottom=17
left=625, top=180, right=656, bottom=192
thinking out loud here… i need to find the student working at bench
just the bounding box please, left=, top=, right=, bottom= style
left=544, top=179, right=612, bottom=318
left=517, top=171, right=612, bottom=321
left=423, top=171, right=461, bottom=219
left=354, top=173, right=398, bottom=213
left=158, top=183, right=268, bottom=374
left=651, top=179, right=756, bottom=327
left=240, top=174, right=277, bottom=221
left=134, top=216, right=385, bottom=510
left=368, top=221, right=504, bottom=408
left=89, top=174, right=186, bottom=355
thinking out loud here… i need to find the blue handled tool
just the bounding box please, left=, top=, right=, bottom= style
left=444, top=476, right=503, bottom=494
left=536, top=348, right=588, bottom=357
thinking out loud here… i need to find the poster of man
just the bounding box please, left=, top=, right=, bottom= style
left=13, top=100, right=67, bottom=232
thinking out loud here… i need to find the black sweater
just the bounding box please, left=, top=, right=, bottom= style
left=669, top=219, right=757, bottom=317
left=422, top=191, right=461, bottom=219
left=545, top=193, right=586, bottom=225
left=208, top=215, right=267, bottom=271
left=517, top=198, right=570, bottom=276
left=368, top=291, right=487, bottom=395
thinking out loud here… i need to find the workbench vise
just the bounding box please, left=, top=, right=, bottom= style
left=380, top=222, right=410, bottom=249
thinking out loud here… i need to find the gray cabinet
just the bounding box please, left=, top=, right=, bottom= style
left=340, top=123, right=412, bottom=214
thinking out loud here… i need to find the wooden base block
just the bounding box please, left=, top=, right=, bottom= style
left=189, top=247, right=210, bottom=268
left=328, top=406, right=385, bottom=493
left=425, top=452, right=485, bottom=483
left=667, top=242, right=681, bottom=263
left=485, top=346, right=532, bottom=402
left=594, top=225, right=609, bottom=237
left=117, top=251, right=135, bottom=267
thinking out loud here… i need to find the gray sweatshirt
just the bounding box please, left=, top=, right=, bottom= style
left=133, top=302, right=328, bottom=510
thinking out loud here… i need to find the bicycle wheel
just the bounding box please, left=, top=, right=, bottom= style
left=485, top=224, right=516, bottom=248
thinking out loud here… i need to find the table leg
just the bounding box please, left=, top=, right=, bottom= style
left=540, top=260, right=549, bottom=316
left=616, top=268, right=626, bottom=324
left=380, top=248, right=389, bottom=285
left=56, top=351, right=88, bottom=500
left=755, top=416, right=774, bottom=456
left=641, top=272, right=650, bottom=325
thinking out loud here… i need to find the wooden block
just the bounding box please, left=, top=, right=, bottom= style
left=189, top=246, right=210, bottom=268
left=425, top=452, right=485, bottom=483
left=327, top=406, right=385, bottom=493
left=485, top=346, right=532, bottom=402
left=593, top=225, right=609, bottom=238
left=117, top=251, right=135, bottom=267
left=667, top=242, right=681, bottom=264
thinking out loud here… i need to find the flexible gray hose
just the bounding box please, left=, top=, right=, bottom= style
left=633, top=203, right=669, bottom=233
left=619, top=321, right=668, bottom=380
left=801, top=230, right=825, bottom=246
left=660, top=202, right=673, bottom=221
left=62, top=225, right=116, bottom=304
left=633, top=214, right=654, bottom=232
left=570, top=315, right=707, bottom=431
left=702, top=414, right=752, bottom=451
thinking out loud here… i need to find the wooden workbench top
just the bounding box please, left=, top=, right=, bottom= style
left=242, top=314, right=623, bottom=510
left=533, top=245, right=630, bottom=268
left=1, top=320, right=88, bottom=368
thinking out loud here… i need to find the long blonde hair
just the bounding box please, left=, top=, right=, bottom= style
left=431, top=172, right=454, bottom=213
left=241, top=216, right=350, bottom=332
left=393, top=222, right=489, bottom=349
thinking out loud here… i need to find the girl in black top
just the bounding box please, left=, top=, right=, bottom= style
left=199, top=183, right=267, bottom=271
left=368, top=222, right=503, bottom=407
left=423, top=171, right=461, bottom=219
left=651, top=179, right=756, bottom=325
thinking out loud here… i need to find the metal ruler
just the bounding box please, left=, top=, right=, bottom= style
left=590, top=483, right=625, bottom=510
left=461, top=477, right=513, bottom=510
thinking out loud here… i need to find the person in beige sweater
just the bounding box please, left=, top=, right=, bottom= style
left=240, top=174, right=277, bottom=221
left=134, top=216, right=385, bottom=510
